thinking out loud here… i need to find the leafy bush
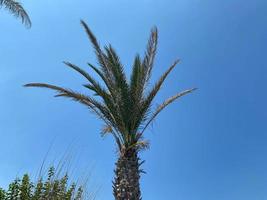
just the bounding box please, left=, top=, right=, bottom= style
left=0, top=167, right=85, bottom=200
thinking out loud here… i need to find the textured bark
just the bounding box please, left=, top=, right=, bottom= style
left=113, top=148, right=142, bottom=200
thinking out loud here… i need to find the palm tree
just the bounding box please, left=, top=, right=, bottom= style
left=0, top=0, right=31, bottom=28
left=25, top=20, right=196, bottom=200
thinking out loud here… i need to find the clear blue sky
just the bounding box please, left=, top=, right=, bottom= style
left=1, top=0, right=267, bottom=199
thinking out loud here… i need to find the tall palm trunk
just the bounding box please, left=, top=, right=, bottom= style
left=113, top=148, right=142, bottom=200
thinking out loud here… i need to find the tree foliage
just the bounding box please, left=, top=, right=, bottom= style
left=0, top=0, right=31, bottom=28
left=25, top=21, right=196, bottom=153
left=0, top=167, right=86, bottom=200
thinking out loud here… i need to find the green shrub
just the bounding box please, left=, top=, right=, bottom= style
left=0, top=167, right=85, bottom=200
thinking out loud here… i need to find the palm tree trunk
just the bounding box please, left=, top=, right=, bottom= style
left=113, top=148, right=142, bottom=200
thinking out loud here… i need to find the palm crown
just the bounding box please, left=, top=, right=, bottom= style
left=1, top=0, right=31, bottom=27
left=25, top=20, right=195, bottom=153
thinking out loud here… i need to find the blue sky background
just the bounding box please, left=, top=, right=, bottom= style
left=0, top=0, right=267, bottom=199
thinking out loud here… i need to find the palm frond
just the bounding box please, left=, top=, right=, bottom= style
left=129, top=55, right=144, bottom=131
left=135, top=60, right=180, bottom=131
left=24, top=83, right=105, bottom=121
left=1, top=0, right=31, bottom=28
left=80, top=20, right=112, bottom=82
left=144, top=60, right=179, bottom=106
left=142, top=27, right=158, bottom=87
left=104, top=45, right=132, bottom=131
left=130, top=55, right=143, bottom=103
left=103, top=46, right=129, bottom=99
left=129, top=27, right=157, bottom=109
left=141, top=88, right=197, bottom=134
left=64, top=62, right=107, bottom=97
left=87, top=62, right=115, bottom=96
left=104, top=45, right=128, bottom=90
left=64, top=62, right=124, bottom=127
left=24, top=83, right=125, bottom=148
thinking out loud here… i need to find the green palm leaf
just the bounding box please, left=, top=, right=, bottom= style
left=141, top=88, right=197, bottom=134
